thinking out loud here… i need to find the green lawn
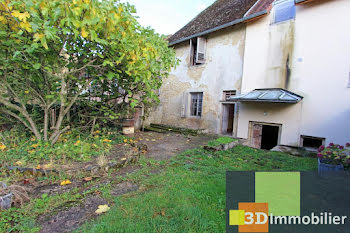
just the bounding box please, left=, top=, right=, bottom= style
left=78, top=144, right=317, bottom=233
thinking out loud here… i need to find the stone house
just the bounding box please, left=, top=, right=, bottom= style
left=147, top=0, right=350, bottom=150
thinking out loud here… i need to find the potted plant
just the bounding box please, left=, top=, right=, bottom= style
left=121, top=107, right=135, bottom=135
left=317, top=143, right=350, bottom=175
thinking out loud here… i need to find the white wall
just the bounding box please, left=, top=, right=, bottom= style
left=147, top=25, right=246, bottom=134
left=292, top=0, right=350, bottom=145
left=238, top=0, right=350, bottom=146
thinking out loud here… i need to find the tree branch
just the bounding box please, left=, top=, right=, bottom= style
left=0, top=109, right=33, bottom=133
left=50, top=125, right=70, bottom=145
left=67, top=59, right=96, bottom=75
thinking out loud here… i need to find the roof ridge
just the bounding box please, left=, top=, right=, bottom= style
left=168, top=0, right=259, bottom=45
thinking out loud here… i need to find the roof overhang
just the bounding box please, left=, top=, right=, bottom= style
left=295, top=0, right=318, bottom=4
left=168, top=10, right=268, bottom=46
left=228, top=88, right=303, bottom=103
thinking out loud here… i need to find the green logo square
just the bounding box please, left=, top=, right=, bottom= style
left=255, top=172, right=300, bottom=216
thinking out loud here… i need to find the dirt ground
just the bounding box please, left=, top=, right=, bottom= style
left=134, top=131, right=217, bottom=160
left=33, top=131, right=217, bottom=232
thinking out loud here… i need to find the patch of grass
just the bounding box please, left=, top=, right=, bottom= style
left=0, top=127, right=129, bottom=232
left=0, top=188, right=84, bottom=233
left=207, top=136, right=237, bottom=147
left=0, top=128, right=126, bottom=165
left=78, top=145, right=317, bottom=233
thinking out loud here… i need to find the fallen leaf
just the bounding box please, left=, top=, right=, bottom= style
left=161, top=209, right=166, bottom=216
left=95, top=190, right=102, bottom=195
left=83, top=177, right=93, bottom=182
left=60, top=180, right=72, bottom=186
left=95, top=204, right=110, bottom=214
left=43, top=163, right=52, bottom=169
left=15, top=161, right=23, bottom=166
left=151, top=139, right=156, bottom=142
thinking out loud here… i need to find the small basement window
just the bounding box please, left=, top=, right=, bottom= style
left=272, top=0, right=296, bottom=24
left=190, top=37, right=206, bottom=66
left=190, top=92, right=203, bottom=117
left=223, top=90, right=236, bottom=101
left=301, top=135, right=325, bottom=149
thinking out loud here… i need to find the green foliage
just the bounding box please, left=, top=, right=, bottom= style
left=0, top=0, right=178, bottom=142
left=0, top=189, right=83, bottom=233
left=207, top=136, right=236, bottom=147
left=0, top=127, right=125, bottom=165
left=78, top=145, right=317, bottom=233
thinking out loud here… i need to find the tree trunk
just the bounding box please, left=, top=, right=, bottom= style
left=44, top=107, right=49, bottom=141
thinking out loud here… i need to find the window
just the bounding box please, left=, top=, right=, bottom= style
left=190, top=92, right=203, bottom=117
left=272, top=0, right=295, bottom=24
left=301, top=135, right=325, bottom=149
left=223, top=90, right=236, bottom=101
left=190, top=37, right=206, bottom=66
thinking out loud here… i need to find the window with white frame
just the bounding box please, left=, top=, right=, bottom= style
left=272, top=0, right=295, bottom=24
left=190, top=37, right=206, bottom=66
left=190, top=92, right=203, bottom=117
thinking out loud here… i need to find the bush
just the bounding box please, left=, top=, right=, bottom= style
left=0, top=128, right=125, bottom=165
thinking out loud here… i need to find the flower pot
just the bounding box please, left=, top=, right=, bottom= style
left=122, top=119, right=135, bottom=135
left=318, top=158, right=344, bottom=176
left=0, top=193, right=13, bottom=210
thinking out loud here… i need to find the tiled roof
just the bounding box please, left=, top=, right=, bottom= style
left=168, top=0, right=259, bottom=45
left=245, top=0, right=274, bottom=17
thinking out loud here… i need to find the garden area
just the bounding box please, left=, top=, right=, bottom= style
left=0, top=131, right=319, bottom=232
left=1, top=0, right=348, bottom=232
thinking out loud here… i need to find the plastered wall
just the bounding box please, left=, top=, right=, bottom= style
left=238, top=0, right=350, bottom=146
left=147, top=25, right=247, bottom=134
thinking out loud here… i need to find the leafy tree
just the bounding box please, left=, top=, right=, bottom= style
left=0, top=0, right=177, bottom=144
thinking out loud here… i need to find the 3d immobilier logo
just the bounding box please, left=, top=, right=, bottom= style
left=226, top=172, right=350, bottom=233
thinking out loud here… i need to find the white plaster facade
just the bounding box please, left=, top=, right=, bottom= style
left=148, top=0, right=350, bottom=148
left=238, top=0, right=350, bottom=146
left=147, top=25, right=246, bottom=135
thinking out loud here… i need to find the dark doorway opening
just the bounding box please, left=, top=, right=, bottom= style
left=222, top=104, right=235, bottom=135
left=261, top=125, right=280, bottom=150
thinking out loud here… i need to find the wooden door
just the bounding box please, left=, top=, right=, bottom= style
left=251, top=124, right=263, bottom=149
left=227, top=105, right=234, bottom=133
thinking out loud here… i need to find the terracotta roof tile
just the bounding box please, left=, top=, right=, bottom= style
left=168, top=0, right=259, bottom=44
left=245, top=0, right=274, bottom=17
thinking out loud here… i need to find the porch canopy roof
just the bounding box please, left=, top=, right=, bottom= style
left=228, top=88, right=303, bottom=103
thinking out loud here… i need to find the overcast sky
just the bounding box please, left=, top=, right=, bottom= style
left=122, top=0, right=216, bottom=35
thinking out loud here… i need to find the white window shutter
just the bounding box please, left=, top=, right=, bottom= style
left=196, top=37, right=206, bottom=64
left=181, top=92, right=188, bottom=118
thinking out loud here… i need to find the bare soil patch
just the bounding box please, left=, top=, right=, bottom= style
left=39, top=196, right=107, bottom=233
left=134, top=131, right=217, bottom=160
left=3, top=131, right=216, bottom=232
